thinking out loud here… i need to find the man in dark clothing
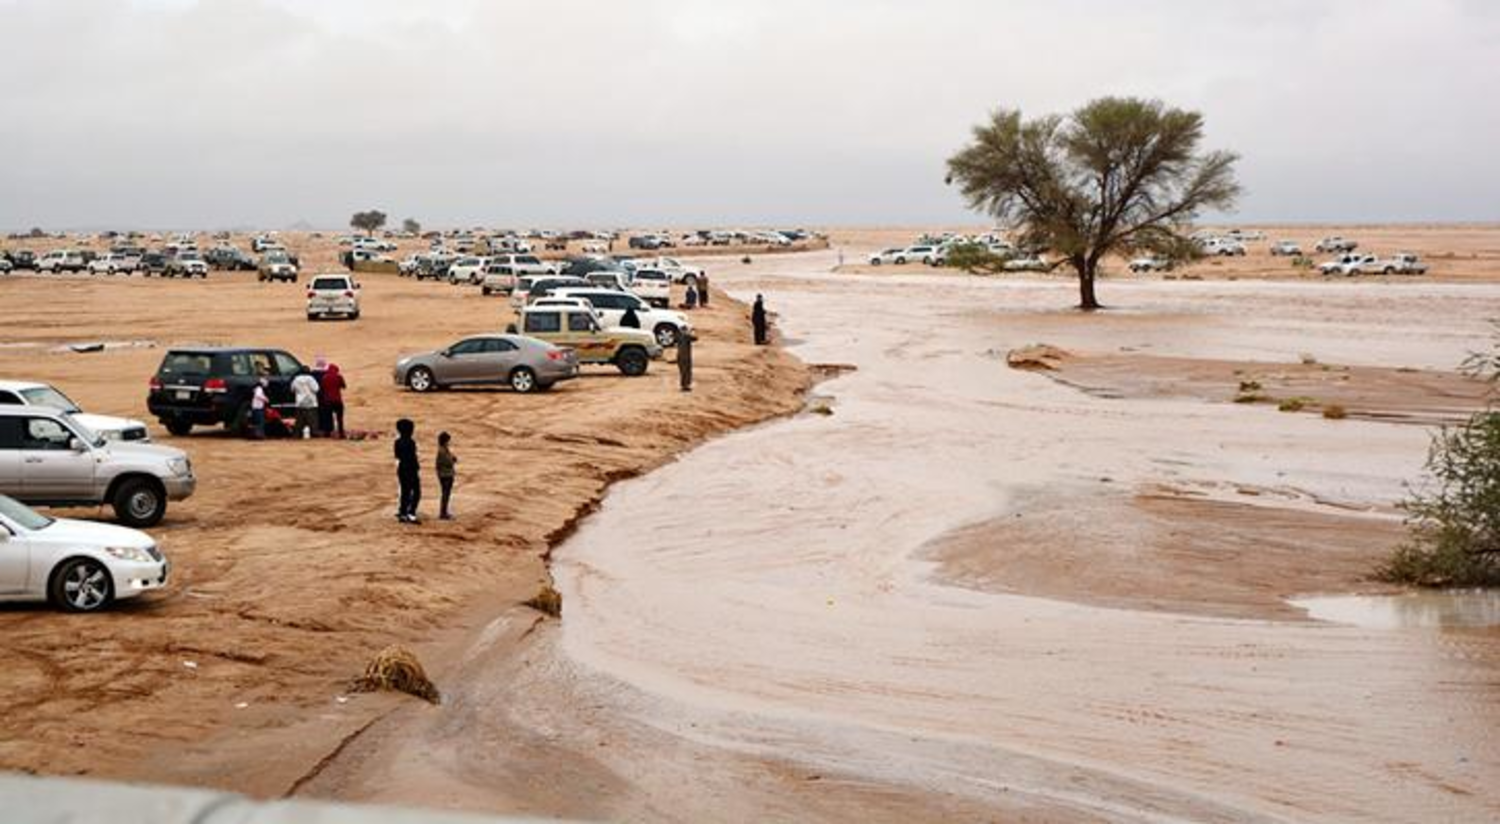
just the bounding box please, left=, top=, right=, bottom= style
left=620, top=305, right=641, bottom=328
left=697, top=274, right=710, bottom=307
left=321, top=363, right=347, bottom=438
left=676, top=328, right=693, bottom=392
left=394, top=418, right=421, bottom=523
left=751, top=294, right=768, bottom=345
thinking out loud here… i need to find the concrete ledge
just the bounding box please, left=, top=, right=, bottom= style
left=1, top=773, right=558, bottom=824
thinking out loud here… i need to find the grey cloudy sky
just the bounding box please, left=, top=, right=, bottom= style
left=2, top=0, right=1497, bottom=230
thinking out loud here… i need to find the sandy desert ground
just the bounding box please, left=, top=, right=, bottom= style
left=2, top=226, right=1499, bottom=821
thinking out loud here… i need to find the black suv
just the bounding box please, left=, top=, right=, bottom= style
left=206, top=246, right=257, bottom=271
left=140, top=252, right=169, bottom=276
left=147, top=347, right=305, bottom=436
left=4, top=250, right=36, bottom=270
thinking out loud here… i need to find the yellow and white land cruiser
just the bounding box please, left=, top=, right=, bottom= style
left=517, top=306, right=662, bottom=376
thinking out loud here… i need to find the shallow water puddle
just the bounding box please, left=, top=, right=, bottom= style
left=1291, top=590, right=1500, bottom=630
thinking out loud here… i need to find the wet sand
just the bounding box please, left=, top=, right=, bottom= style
left=307, top=249, right=1500, bottom=821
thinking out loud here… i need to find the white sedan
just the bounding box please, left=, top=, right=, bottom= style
left=0, top=495, right=169, bottom=612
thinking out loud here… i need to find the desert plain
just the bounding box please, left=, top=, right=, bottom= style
left=1, top=224, right=1499, bottom=822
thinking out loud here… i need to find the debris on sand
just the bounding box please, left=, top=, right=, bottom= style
left=524, top=584, right=563, bottom=618
left=1006, top=344, right=1073, bottom=371
left=350, top=645, right=440, bottom=704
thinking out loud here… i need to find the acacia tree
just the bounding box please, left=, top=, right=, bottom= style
left=402, top=217, right=421, bottom=235
left=350, top=209, right=387, bottom=236
left=946, top=97, right=1241, bottom=310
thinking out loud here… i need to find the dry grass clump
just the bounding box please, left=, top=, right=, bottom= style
left=809, top=402, right=835, bottom=416
left=1322, top=404, right=1348, bottom=420
left=1278, top=397, right=1311, bottom=413
left=524, top=583, right=563, bottom=618
left=350, top=645, right=440, bottom=704
left=1006, top=344, right=1072, bottom=371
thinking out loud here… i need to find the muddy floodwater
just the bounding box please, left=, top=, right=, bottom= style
left=1293, top=591, right=1500, bottom=630
left=318, top=251, right=1500, bottom=822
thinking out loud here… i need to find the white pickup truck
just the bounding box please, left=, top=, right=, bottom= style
left=1315, top=236, right=1358, bottom=253
left=1348, top=253, right=1428, bottom=276
left=1319, top=253, right=1369, bottom=275
left=631, top=256, right=704, bottom=288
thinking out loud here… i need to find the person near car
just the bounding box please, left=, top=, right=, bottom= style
left=698, top=273, right=710, bottom=307
left=395, top=418, right=421, bottom=523
left=676, top=326, right=693, bottom=393
left=321, top=363, right=347, bottom=439
left=620, top=305, right=640, bottom=329
left=683, top=284, right=698, bottom=309
left=752, top=294, right=768, bottom=345
left=249, top=377, right=270, bottom=440
left=312, top=355, right=331, bottom=434
left=290, top=367, right=320, bottom=438
left=436, top=431, right=457, bottom=521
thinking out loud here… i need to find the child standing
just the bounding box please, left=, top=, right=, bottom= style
left=436, top=432, right=457, bottom=520
left=394, top=418, right=421, bottom=523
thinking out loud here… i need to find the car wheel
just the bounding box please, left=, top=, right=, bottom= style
left=1383, top=267, right=1394, bottom=275
left=510, top=367, right=538, bottom=393
left=923, top=256, right=933, bottom=265
left=654, top=323, right=679, bottom=348
left=113, top=477, right=166, bottom=528
left=482, top=287, right=491, bottom=295
left=307, top=313, right=318, bottom=321
left=349, top=310, right=360, bottom=320
left=407, top=366, right=437, bottom=393
left=165, top=417, right=193, bottom=437
left=615, top=347, right=649, bottom=376
left=50, top=557, right=114, bottom=613
left=870, top=259, right=881, bottom=266
left=895, top=257, right=907, bottom=265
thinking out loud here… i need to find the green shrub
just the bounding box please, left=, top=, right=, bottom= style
left=941, top=242, right=1008, bottom=274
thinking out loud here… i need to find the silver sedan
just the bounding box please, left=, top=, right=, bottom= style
left=394, top=334, right=579, bottom=394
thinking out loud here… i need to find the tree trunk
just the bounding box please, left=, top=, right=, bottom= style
left=1076, top=262, right=1101, bottom=311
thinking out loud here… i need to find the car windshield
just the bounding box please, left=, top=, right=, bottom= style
left=312, top=277, right=347, bottom=290
left=0, top=494, right=54, bottom=531
left=20, top=385, right=81, bottom=413
left=265, top=252, right=289, bottom=263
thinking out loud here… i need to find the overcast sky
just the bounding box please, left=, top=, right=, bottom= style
left=2, top=0, right=1496, bottom=230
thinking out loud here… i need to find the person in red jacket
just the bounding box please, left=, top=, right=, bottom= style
left=321, top=363, right=348, bottom=438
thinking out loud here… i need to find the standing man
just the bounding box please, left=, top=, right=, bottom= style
left=321, top=363, right=347, bottom=439
left=751, top=294, right=768, bottom=345
left=436, top=431, right=457, bottom=520
left=290, top=367, right=320, bottom=438
left=394, top=418, right=421, bottom=523
left=697, top=273, right=710, bottom=307
left=676, top=327, right=693, bottom=392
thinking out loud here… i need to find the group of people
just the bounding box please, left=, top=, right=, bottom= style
left=248, top=356, right=348, bottom=440
left=394, top=419, right=458, bottom=524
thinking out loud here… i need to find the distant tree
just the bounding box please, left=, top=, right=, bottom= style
left=402, top=217, right=421, bottom=236
left=27, top=227, right=45, bottom=238
left=350, top=210, right=388, bottom=236
left=946, top=97, right=1241, bottom=310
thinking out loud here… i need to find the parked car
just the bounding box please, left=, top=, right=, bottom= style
left=516, top=306, right=661, bottom=376
left=628, top=268, right=672, bottom=308
left=306, top=274, right=361, bottom=321
left=1269, top=240, right=1303, bottom=256
left=146, top=347, right=305, bottom=436
left=258, top=250, right=298, bottom=283
left=139, top=252, right=169, bottom=276
left=1348, top=253, right=1429, bottom=276
left=0, top=381, right=150, bottom=442
left=0, top=257, right=13, bottom=274
left=447, top=256, right=489, bottom=285
left=1198, top=237, right=1246, bottom=256
left=490, top=253, right=555, bottom=277
left=481, top=264, right=515, bottom=296
left=1318, top=253, right=1368, bottom=275
left=628, top=235, right=668, bottom=250
left=1127, top=256, right=1173, bottom=273
left=206, top=246, right=257, bottom=271
left=87, top=252, right=140, bottom=275
left=1315, top=236, right=1358, bottom=253
left=631, top=256, right=704, bottom=287
left=0, top=407, right=195, bottom=528
left=36, top=250, right=86, bottom=273
left=1003, top=256, right=1050, bottom=272
left=0, top=494, right=170, bottom=612
left=4, top=250, right=37, bottom=270
left=164, top=250, right=209, bottom=278
left=553, top=287, right=694, bottom=347
left=867, top=248, right=906, bottom=266
left=394, top=334, right=579, bottom=394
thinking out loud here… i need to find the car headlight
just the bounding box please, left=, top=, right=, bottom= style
left=168, top=457, right=191, bottom=476
left=105, top=545, right=154, bottom=563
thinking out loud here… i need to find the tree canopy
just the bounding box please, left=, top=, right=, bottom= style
left=402, top=217, right=421, bottom=235
left=350, top=209, right=387, bottom=236
left=947, top=97, right=1241, bottom=309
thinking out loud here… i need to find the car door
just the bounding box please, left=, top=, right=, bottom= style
left=18, top=416, right=96, bottom=501
left=585, top=293, right=625, bottom=327
left=268, top=352, right=304, bottom=411
left=479, top=338, right=523, bottom=383
left=0, top=418, right=25, bottom=499
left=439, top=338, right=491, bottom=384
left=0, top=513, right=31, bottom=595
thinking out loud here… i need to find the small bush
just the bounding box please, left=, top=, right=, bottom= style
left=1290, top=255, right=1315, bottom=270
left=351, top=645, right=440, bottom=704
left=524, top=583, right=563, bottom=617
left=1379, top=412, right=1500, bottom=586
left=1299, top=353, right=1318, bottom=366
left=1322, top=404, right=1348, bottom=420
left=1278, top=397, right=1312, bottom=413
left=1238, top=379, right=1263, bottom=392
left=809, top=402, right=835, bottom=416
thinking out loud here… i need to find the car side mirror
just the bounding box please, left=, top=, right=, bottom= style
left=69, top=437, right=86, bottom=452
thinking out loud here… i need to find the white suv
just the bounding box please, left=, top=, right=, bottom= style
left=0, top=381, right=151, bottom=442
left=306, top=274, right=361, bottom=320
left=447, top=256, right=489, bottom=285
left=628, top=268, right=672, bottom=308
left=631, top=256, right=704, bottom=288
left=88, top=252, right=140, bottom=275
left=554, top=287, right=694, bottom=348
